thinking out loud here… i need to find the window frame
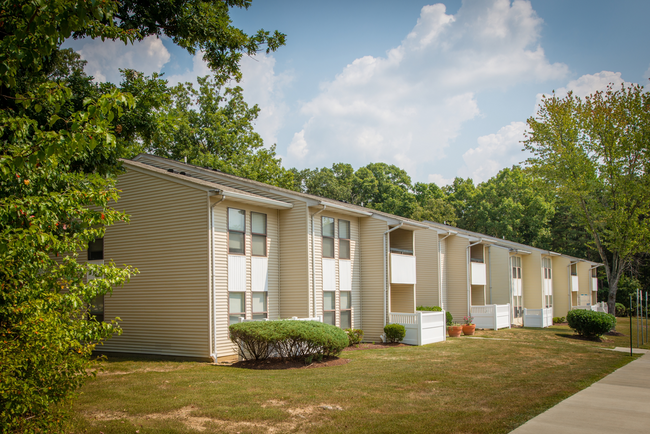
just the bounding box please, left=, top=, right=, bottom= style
left=339, top=291, right=351, bottom=329
left=323, top=290, right=336, bottom=326
left=338, top=219, right=350, bottom=260
left=322, top=216, right=335, bottom=259
left=88, top=237, right=104, bottom=261
left=252, top=291, right=268, bottom=320
left=227, top=207, right=246, bottom=255
left=229, top=292, right=246, bottom=325
left=251, top=212, right=267, bottom=257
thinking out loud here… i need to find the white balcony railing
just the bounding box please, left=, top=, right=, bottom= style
left=471, top=304, right=511, bottom=330
left=391, top=253, right=416, bottom=284
left=388, top=311, right=446, bottom=345
left=523, top=308, right=553, bottom=328
left=470, top=262, right=487, bottom=285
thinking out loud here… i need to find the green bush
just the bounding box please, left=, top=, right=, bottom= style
left=446, top=311, right=453, bottom=326
left=344, top=328, right=364, bottom=346
left=229, top=320, right=349, bottom=361
left=416, top=306, right=442, bottom=312
left=567, top=310, right=616, bottom=338
left=384, top=324, right=406, bottom=343
left=553, top=316, right=566, bottom=324
left=615, top=303, right=626, bottom=317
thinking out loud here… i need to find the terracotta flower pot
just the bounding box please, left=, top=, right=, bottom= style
left=462, top=324, right=476, bottom=336
left=447, top=325, right=462, bottom=337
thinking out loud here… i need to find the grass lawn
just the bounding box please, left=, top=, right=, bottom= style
left=69, top=319, right=647, bottom=434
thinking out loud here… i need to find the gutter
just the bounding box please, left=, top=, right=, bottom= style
left=208, top=190, right=225, bottom=363
left=466, top=239, right=482, bottom=317
left=383, top=222, right=403, bottom=327
left=310, top=205, right=326, bottom=317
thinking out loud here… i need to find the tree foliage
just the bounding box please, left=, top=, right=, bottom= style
left=524, top=84, right=650, bottom=314
left=1, top=0, right=285, bottom=431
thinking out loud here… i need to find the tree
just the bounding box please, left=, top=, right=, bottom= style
left=1, top=1, right=285, bottom=430
left=116, top=71, right=294, bottom=188
left=524, top=84, right=650, bottom=315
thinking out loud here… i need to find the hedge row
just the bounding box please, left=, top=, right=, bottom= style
left=229, top=320, right=349, bottom=361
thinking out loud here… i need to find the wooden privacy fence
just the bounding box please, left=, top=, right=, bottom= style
left=523, top=308, right=553, bottom=328
left=471, top=304, right=511, bottom=330
left=389, top=311, right=446, bottom=346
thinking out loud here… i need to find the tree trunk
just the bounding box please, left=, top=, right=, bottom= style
left=607, top=277, right=618, bottom=318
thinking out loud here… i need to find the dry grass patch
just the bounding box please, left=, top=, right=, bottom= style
left=69, top=325, right=639, bottom=434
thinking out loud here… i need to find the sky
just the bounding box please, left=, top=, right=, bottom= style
left=63, top=0, right=650, bottom=186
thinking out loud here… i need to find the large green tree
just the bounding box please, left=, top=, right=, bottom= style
left=0, top=1, right=284, bottom=431
left=524, top=84, right=650, bottom=314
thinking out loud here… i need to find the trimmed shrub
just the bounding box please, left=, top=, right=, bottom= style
left=567, top=310, right=616, bottom=338
left=229, top=320, right=349, bottom=361
left=553, top=316, right=566, bottom=324
left=615, top=303, right=626, bottom=317
left=344, top=328, right=364, bottom=346
left=416, top=306, right=442, bottom=312
left=384, top=324, right=406, bottom=343
left=446, top=311, right=453, bottom=326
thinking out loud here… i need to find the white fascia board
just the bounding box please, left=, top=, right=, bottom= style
left=215, top=190, right=293, bottom=209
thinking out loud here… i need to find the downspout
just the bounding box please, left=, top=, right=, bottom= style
left=488, top=246, right=492, bottom=304
left=466, top=240, right=482, bottom=317
left=209, top=192, right=225, bottom=363
left=310, top=205, right=326, bottom=318
left=438, top=231, right=455, bottom=309
left=383, top=222, right=403, bottom=327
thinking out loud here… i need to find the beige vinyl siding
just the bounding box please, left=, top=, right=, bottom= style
left=415, top=229, right=439, bottom=308
left=488, top=246, right=510, bottom=305
left=212, top=201, right=280, bottom=357
left=101, top=169, right=210, bottom=359
left=522, top=252, right=543, bottom=309
left=552, top=256, right=571, bottom=318
left=279, top=201, right=310, bottom=318
left=389, top=228, right=413, bottom=251
left=360, top=218, right=388, bottom=342
left=471, top=285, right=485, bottom=305
left=578, top=261, right=590, bottom=297
left=391, top=284, right=415, bottom=313
left=445, top=235, right=469, bottom=321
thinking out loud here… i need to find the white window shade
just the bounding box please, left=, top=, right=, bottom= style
left=391, top=253, right=416, bottom=284
left=323, top=258, right=336, bottom=291
left=251, top=256, right=268, bottom=292
left=228, top=255, right=246, bottom=292
left=339, top=260, right=351, bottom=291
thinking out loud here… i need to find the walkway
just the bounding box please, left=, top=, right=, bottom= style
left=510, top=348, right=650, bottom=433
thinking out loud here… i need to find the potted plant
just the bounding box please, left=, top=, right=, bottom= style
left=447, top=322, right=462, bottom=338
left=462, top=315, right=476, bottom=336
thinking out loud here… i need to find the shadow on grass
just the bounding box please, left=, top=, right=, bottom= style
left=92, top=351, right=209, bottom=364
left=555, top=333, right=605, bottom=343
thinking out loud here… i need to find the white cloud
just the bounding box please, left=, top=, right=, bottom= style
left=239, top=55, right=293, bottom=147
left=428, top=173, right=454, bottom=187
left=458, top=121, right=529, bottom=183
left=77, top=36, right=170, bottom=83
left=535, top=71, right=626, bottom=108
left=287, top=0, right=568, bottom=179
left=165, top=51, right=212, bottom=89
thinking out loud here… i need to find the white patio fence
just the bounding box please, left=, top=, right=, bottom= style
left=573, top=302, right=608, bottom=313
left=470, top=304, right=511, bottom=330
left=238, top=315, right=323, bottom=323
left=523, top=308, right=553, bottom=328
left=389, top=311, right=446, bottom=345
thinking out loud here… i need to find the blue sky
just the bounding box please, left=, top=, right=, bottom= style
left=64, top=0, right=650, bottom=185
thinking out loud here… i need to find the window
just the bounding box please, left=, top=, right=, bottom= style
left=89, top=295, right=104, bottom=322
left=252, top=292, right=267, bottom=320
left=511, top=256, right=521, bottom=279
left=543, top=258, right=552, bottom=280
left=322, top=217, right=334, bottom=258
left=570, top=264, right=577, bottom=276
left=251, top=212, right=267, bottom=256
left=229, top=292, right=245, bottom=325
left=323, top=291, right=335, bottom=325
left=592, top=268, right=597, bottom=278
left=88, top=237, right=104, bottom=260
left=228, top=208, right=245, bottom=254
left=340, top=291, right=351, bottom=329
left=338, top=220, right=350, bottom=260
